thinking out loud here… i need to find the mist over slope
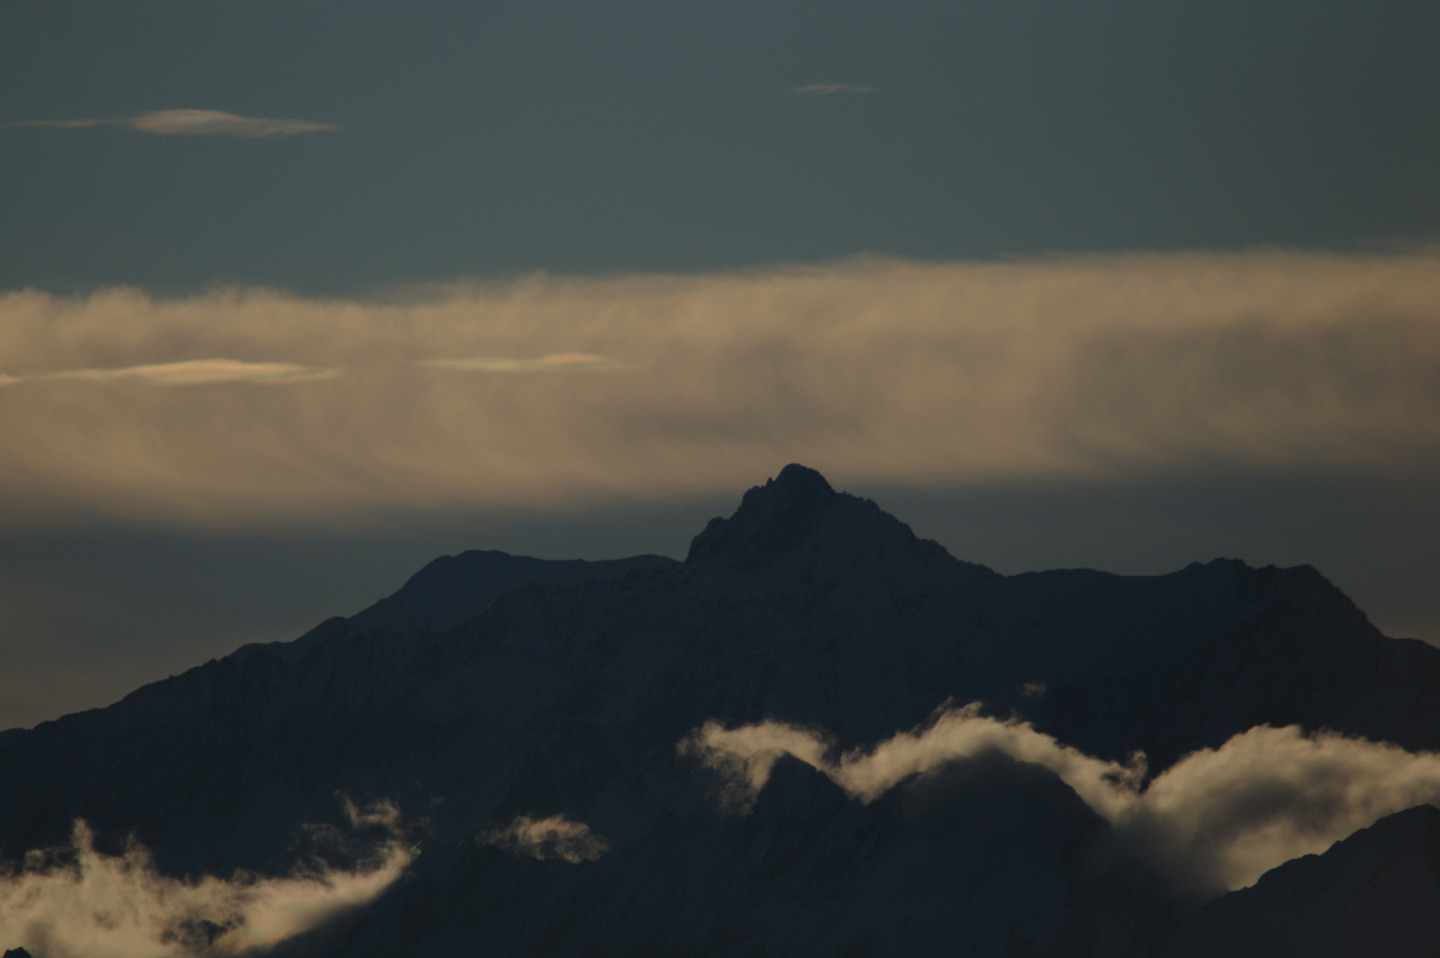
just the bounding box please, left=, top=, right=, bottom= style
left=3, top=465, right=1439, bottom=956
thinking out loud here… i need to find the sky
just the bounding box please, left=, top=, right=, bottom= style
left=1, top=0, right=1438, bottom=731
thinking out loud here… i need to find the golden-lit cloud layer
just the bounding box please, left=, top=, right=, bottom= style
left=682, top=704, right=1440, bottom=900
left=1, top=248, right=1437, bottom=529
left=10, top=109, right=340, bottom=137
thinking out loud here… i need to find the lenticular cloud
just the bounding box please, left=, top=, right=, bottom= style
left=681, top=703, right=1440, bottom=899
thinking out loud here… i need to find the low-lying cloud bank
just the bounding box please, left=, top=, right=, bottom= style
left=485, top=814, right=610, bottom=864
left=1, top=249, right=1437, bottom=528
left=681, top=704, right=1440, bottom=900
left=0, top=819, right=412, bottom=958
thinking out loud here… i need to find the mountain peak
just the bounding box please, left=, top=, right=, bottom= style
left=770, top=463, right=834, bottom=493
left=686, top=464, right=839, bottom=564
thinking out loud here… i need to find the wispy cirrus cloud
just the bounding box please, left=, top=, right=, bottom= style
left=9, top=109, right=339, bottom=138
left=416, top=352, right=624, bottom=373
left=787, top=83, right=876, bottom=96
left=0, top=359, right=337, bottom=388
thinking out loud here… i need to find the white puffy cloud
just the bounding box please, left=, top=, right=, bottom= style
left=680, top=704, right=1144, bottom=818
left=0, top=820, right=412, bottom=957
left=1119, top=724, right=1440, bottom=899
left=682, top=705, right=1440, bottom=900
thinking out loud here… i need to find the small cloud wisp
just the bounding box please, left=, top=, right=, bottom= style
left=416, top=353, right=622, bottom=373
left=9, top=110, right=339, bottom=138
left=681, top=704, right=1440, bottom=900
left=485, top=814, right=610, bottom=864
left=787, top=84, right=876, bottom=95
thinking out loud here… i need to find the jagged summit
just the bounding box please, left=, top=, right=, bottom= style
left=683, top=464, right=971, bottom=586
left=686, top=464, right=841, bottom=564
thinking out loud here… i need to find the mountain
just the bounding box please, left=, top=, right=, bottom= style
left=2, top=464, right=1439, bottom=956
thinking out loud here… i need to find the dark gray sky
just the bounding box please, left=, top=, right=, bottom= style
left=4, top=0, right=1436, bottom=292
left=2, top=0, right=1438, bottom=730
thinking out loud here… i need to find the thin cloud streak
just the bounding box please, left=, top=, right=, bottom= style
left=0, top=249, right=1437, bottom=528
left=416, top=352, right=623, bottom=372
left=10, top=109, right=340, bottom=138
left=787, top=84, right=876, bottom=95
left=0, top=359, right=339, bottom=388
left=681, top=706, right=1440, bottom=900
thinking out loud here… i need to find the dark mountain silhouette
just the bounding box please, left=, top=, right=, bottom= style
left=2, top=464, right=1439, bottom=955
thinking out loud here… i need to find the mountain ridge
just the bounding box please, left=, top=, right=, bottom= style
left=2, top=465, right=1438, bottom=956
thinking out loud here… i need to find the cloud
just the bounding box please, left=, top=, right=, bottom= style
left=416, top=352, right=623, bottom=372
left=485, top=814, right=610, bottom=864
left=341, top=797, right=404, bottom=833
left=1120, top=724, right=1440, bottom=899
left=9, top=110, right=339, bottom=138
left=0, top=359, right=338, bottom=388
left=0, top=819, right=412, bottom=957
left=787, top=84, right=876, bottom=95
left=680, top=704, right=1144, bottom=818
left=681, top=705, right=1440, bottom=900
left=0, top=248, right=1437, bottom=529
